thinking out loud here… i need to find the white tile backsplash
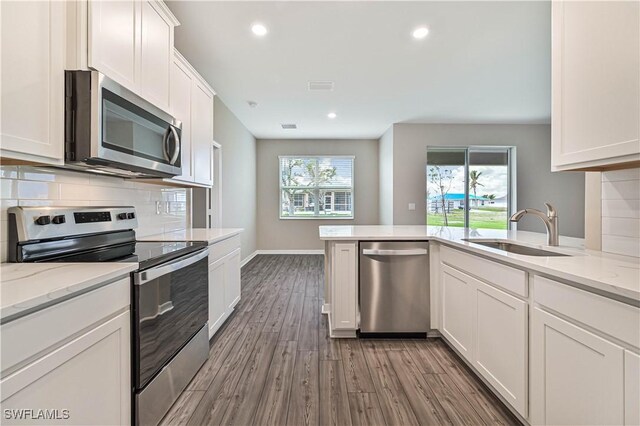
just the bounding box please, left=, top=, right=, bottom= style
left=0, top=166, right=190, bottom=262
left=601, top=168, right=640, bottom=257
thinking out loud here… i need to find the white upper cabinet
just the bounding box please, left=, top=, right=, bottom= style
left=170, top=53, right=194, bottom=182
left=191, top=80, right=215, bottom=187
left=139, top=1, right=173, bottom=111
left=88, top=0, right=178, bottom=112
left=88, top=0, right=139, bottom=90
left=0, top=0, right=66, bottom=164
left=552, top=1, right=640, bottom=171
left=168, top=50, right=216, bottom=187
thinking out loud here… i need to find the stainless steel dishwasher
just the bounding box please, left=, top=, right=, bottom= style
left=359, top=241, right=429, bottom=336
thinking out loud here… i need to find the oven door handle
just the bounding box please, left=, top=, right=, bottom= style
left=134, top=248, right=208, bottom=286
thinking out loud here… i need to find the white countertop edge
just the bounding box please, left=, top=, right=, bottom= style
left=138, top=228, right=244, bottom=245
left=319, top=226, right=640, bottom=303
left=0, top=263, right=137, bottom=323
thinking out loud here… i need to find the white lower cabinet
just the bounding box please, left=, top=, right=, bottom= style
left=208, top=257, right=228, bottom=337
left=207, top=237, right=242, bottom=339
left=440, top=264, right=474, bottom=360
left=330, top=242, right=357, bottom=332
left=440, top=261, right=527, bottom=418
left=531, top=307, right=624, bottom=425
left=473, top=280, right=527, bottom=417
left=625, top=350, right=640, bottom=426
left=224, top=248, right=242, bottom=313
left=1, top=311, right=131, bottom=425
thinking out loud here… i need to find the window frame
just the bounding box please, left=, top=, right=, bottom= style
left=279, top=155, right=355, bottom=220
left=426, top=146, right=516, bottom=229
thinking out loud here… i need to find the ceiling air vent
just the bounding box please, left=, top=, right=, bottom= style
left=281, top=123, right=297, bottom=130
left=308, top=81, right=334, bottom=91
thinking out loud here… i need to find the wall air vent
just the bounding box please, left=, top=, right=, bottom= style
left=281, top=123, right=297, bottom=130
left=308, top=81, right=334, bottom=91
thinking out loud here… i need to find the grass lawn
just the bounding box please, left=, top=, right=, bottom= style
left=427, top=206, right=508, bottom=230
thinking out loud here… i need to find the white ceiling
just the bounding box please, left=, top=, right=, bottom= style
left=167, top=1, right=551, bottom=139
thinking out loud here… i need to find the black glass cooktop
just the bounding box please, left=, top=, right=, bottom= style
left=45, top=240, right=207, bottom=270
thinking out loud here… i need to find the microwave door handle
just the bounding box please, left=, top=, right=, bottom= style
left=168, top=126, right=180, bottom=165
left=162, top=128, right=171, bottom=162
left=133, top=248, right=208, bottom=285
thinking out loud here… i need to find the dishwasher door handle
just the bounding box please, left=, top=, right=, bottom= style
left=362, top=248, right=428, bottom=256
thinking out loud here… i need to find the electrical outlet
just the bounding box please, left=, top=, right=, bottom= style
left=155, top=201, right=162, bottom=215
left=408, top=203, right=416, bottom=211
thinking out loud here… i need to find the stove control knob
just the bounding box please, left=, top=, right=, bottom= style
left=35, top=215, right=51, bottom=225
left=127, top=212, right=135, bottom=219
left=117, top=213, right=128, bottom=220
left=52, top=215, right=66, bottom=224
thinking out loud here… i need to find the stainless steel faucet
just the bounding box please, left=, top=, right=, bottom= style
left=509, top=203, right=559, bottom=246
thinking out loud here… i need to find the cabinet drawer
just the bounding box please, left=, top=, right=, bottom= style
left=441, top=246, right=527, bottom=297
left=1, top=278, right=130, bottom=375
left=209, top=234, right=241, bottom=263
left=534, top=276, right=640, bottom=348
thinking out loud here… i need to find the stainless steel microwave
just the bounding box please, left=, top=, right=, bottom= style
left=64, top=70, right=182, bottom=178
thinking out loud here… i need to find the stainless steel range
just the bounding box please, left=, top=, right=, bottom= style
left=7, top=206, right=209, bottom=426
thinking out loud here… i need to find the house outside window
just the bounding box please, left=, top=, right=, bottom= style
left=280, top=156, right=354, bottom=219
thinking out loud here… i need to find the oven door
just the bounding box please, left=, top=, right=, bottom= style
left=133, top=248, right=208, bottom=389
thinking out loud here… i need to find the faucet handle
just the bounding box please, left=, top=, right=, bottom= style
left=544, top=202, right=557, bottom=218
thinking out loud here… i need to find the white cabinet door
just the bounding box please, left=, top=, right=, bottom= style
left=224, top=248, right=241, bottom=313
left=625, top=350, right=640, bottom=426
left=0, top=0, right=65, bottom=164
left=531, top=307, right=624, bottom=425
left=1, top=311, right=131, bottom=425
left=191, top=81, right=214, bottom=187
left=208, top=257, right=227, bottom=339
left=170, top=54, right=194, bottom=182
left=88, top=0, right=140, bottom=91
left=473, top=280, right=527, bottom=417
left=139, top=0, right=172, bottom=111
left=552, top=1, right=640, bottom=170
left=331, top=242, right=357, bottom=331
left=440, top=264, right=473, bottom=360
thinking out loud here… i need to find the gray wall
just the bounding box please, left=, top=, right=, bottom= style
left=256, top=139, right=379, bottom=250
left=214, top=97, right=257, bottom=259
left=391, top=123, right=585, bottom=237
left=378, top=126, right=394, bottom=225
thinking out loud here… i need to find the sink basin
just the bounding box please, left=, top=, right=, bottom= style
left=462, top=239, right=570, bottom=257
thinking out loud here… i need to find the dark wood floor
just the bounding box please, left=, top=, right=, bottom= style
left=160, top=255, right=520, bottom=426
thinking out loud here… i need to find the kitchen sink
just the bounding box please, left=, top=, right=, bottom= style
left=462, top=239, right=571, bottom=257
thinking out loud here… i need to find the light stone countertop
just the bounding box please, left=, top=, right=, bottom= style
left=319, top=225, right=640, bottom=303
left=0, top=262, right=138, bottom=323
left=137, top=228, right=243, bottom=245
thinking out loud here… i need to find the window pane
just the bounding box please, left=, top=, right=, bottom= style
left=280, top=156, right=354, bottom=219
left=468, top=149, right=509, bottom=230
left=427, top=149, right=466, bottom=227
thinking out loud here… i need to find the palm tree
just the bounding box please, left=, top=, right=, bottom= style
left=469, top=170, right=484, bottom=207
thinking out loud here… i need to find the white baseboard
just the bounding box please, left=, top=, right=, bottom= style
left=241, top=250, right=259, bottom=267
left=255, top=249, right=324, bottom=255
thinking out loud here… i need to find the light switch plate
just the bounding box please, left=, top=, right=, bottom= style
left=408, top=203, right=416, bottom=211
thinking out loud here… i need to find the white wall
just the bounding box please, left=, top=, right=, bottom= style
left=0, top=166, right=188, bottom=262
left=212, top=97, right=257, bottom=260
left=378, top=126, right=394, bottom=225
left=601, top=168, right=640, bottom=257
left=391, top=123, right=586, bottom=238
left=256, top=139, right=379, bottom=250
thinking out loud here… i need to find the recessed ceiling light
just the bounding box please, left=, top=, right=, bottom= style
left=412, top=26, right=429, bottom=39
left=251, top=23, right=268, bottom=36
left=327, top=112, right=337, bottom=119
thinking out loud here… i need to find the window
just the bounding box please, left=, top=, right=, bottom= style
left=280, top=156, right=354, bottom=219
left=426, top=147, right=514, bottom=229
